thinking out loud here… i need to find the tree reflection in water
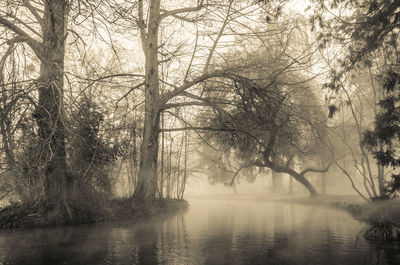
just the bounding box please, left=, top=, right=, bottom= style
left=0, top=199, right=399, bottom=265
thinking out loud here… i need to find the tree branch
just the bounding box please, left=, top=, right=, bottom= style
left=160, top=126, right=235, bottom=133
left=0, top=16, right=42, bottom=56
left=22, top=0, right=44, bottom=29
left=162, top=101, right=210, bottom=110
left=229, top=165, right=243, bottom=186
left=161, top=70, right=238, bottom=104
left=159, top=1, right=205, bottom=21
left=184, top=28, right=199, bottom=82
left=300, top=163, right=331, bottom=176
left=285, top=153, right=295, bottom=167
left=203, top=0, right=233, bottom=73
left=115, top=82, right=146, bottom=108
left=137, top=0, right=147, bottom=49
left=0, top=11, right=42, bottom=37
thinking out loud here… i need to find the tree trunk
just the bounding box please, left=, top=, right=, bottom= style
left=179, top=131, right=188, bottom=199
left=160, top=112, right=164, bottom=199
left=377, top=163, right=385, bottom=196
left=320, top=158, right=327, bottom=194
left=272, top=170, right=283, bottom=193
left=288, top=159, right=294, bottom=194
left=288, top=176, right=293, bottom=194
left=321, top=172, right=327, bottom=194
left=133, top=112, right=160, bottom=207
left=265, top=160, right=318, bottom=196
left=132, top=111, right=139, bottom=190
left=35, top=0, right=70, bottom=202
left=133, top=0, right=161, bottom=207
left=167, top=137, right=173, bottom=198
left=232, top=180, right=238, bottom=194
left=175, top=133, right=184, bottom=198
left=291, top=172, right=318, bottom=196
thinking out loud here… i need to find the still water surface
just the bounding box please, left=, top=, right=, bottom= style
left=0, top=198, right=399, bottom=265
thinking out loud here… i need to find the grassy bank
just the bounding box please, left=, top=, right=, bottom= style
left=349, top=200, right=400, bottom=241
left=270, top=194, right=365, bottom=206
left=272, top=194, right=400, bottom=241
left=0, top=198, right=188, bottom=229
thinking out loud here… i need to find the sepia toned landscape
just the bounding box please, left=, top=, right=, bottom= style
left=0, top=0, right=399, bottom=264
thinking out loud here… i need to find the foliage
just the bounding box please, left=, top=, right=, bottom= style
left=196, top=142, right=260, bottom=185
left=313, top=0, right=400, bottom=198
left=312, top=0, right=400, bottom=70
left=68, top=96, right=120, bottom=198
left=194, top=44, right=330, bottom=196
left=363, top=70, right=400, bottom=198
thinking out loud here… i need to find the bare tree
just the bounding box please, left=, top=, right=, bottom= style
left=105, top=0, right=286, bottom=207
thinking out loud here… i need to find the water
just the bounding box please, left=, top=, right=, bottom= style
left=0, top=198, right=399, bottom=265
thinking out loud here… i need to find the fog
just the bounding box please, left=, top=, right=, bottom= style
left=1, top=196, right=398, bottom=265
left=1, top=0, right=400, bottom=264
left=184, top=172, right=358, bottom=198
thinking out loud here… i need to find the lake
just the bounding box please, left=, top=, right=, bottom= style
left=0, top=198, right=399, bottom=265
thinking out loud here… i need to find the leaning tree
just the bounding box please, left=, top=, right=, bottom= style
left=165, top=37, right=332, bottom=196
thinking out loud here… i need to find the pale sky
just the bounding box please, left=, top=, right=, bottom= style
left=287, top=0, right=311, bottom=12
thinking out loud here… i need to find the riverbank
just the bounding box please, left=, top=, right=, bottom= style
left=0, top=198, right=188, bottom=229
left=189, top=193, right=400, bottom=241
left=271, top=194, right=400, bottom=241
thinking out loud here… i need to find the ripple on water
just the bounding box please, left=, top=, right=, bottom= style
left=0, top=198, right=399, bottom=265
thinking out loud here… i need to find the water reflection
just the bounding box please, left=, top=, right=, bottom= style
left=0, top=199, right=399, bottom=265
